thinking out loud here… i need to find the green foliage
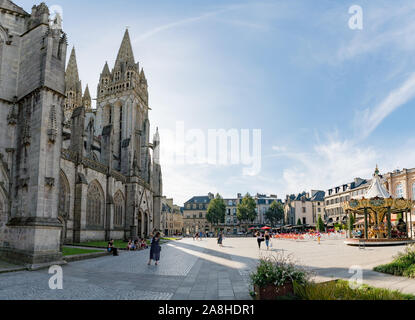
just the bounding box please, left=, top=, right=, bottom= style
left=348, top=213, right=356, bottom=231
left=265, top=201, right=284, bottom=226
left=334, top=223, right=346, bottom=231
left=374, top=244, right=415, bottom=278
left=206, top=194, right=226, bottom=225
left=293, top=280, right=415, bottom=300
left=237, top=193, right=257, bottom=223
left=297, top=218, right=302, bottom=225
left=250, top=254, right=309, bottom=288
left=62, top=247, right=102, bottom=256
left=317, top=215, right=325, bottom=232
left=78, top=240, right=128, bottom=248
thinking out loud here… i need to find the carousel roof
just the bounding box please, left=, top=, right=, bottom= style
left=354, top=166, right=391, bottom=199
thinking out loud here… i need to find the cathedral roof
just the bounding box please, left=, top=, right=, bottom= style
left=0, top=0, right=28, bottom=16
left=65, top=47, right=82, bottom=92
left=115, top=29, right=136, bottom=68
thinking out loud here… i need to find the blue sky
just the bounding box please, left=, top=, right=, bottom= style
left=17, top=0, right=415, bottom=204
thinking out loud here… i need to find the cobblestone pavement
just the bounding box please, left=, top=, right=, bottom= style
left=0, top=237, right=412, bottom=300
left=0, top=238, right=252, bottom=300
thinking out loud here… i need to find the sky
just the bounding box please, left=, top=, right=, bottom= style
left=16, top=0, right=415, bottom=205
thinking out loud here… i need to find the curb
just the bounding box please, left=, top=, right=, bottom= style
left=63, top=251, right=111, bottom=263
left=0, top=266, right=26, bottom=274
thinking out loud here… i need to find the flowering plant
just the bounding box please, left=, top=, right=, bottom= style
left=250, top=254, right=310, bottom=289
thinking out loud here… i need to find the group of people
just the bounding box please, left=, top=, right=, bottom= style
left=126, top=238, right=148, bottom=251
left=193, top=231, right=208, bottom=241
left=106, top=230, right=163, bottom=266
left=255, top=231, right=273, bottom=250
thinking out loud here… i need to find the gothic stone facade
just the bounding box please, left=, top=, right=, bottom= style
left=0, top=1, right=162, bottom=268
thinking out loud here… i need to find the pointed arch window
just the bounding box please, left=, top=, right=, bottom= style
left=0, top=197, right=4, bottom=221
left=87, top=181, right=104, bottom=226
left=113, top=191, right=124, bottom=227
left=0, top=29, right=5, bottom=79
left=58, top=172, right=70, bottom=219
left=412, top=183, right=415, bottom=200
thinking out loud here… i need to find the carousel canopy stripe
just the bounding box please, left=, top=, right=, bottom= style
left=344, top=197, right=414, bottom=212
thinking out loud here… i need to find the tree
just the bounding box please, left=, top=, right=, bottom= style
left=265, top=201, right=284, bottom=226
left=237, top=193, right=257, bottom=227
left=297, top=218, right=302, bottom=225
left=206, top=194, right=226, bottom=228
left=317, top=215, right=325, bottom=232
left=348, top=213, right=355, bottom=231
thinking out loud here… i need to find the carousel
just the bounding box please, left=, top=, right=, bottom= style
left=343, top=166, right=415, bottom=246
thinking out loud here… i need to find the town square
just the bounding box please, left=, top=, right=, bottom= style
left=1, top=236, right=415, bottom=300
left=1, top=0, right=415, bottom=307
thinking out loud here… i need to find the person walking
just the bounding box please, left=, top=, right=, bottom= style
left=317, top=231, right=321, bottom=245
left=148, top=232, right=162, bottom=265
left=217, top=232, right=224, bottom=247
left=256, top=231, right=264, bottom=249
left=264, top=231, right=270, bottom=250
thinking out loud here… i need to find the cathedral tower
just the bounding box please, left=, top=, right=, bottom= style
left=96, top=29, right=150, bottom=179
left=0, top=2, right=67, bottom=269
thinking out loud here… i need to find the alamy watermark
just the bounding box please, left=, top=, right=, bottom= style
left=348, top=5, right=363, bottom=30
left=156, top=122, right=262, bottom=176
left=348, top=265, right=363, bottom=289
left=48, top=265, right=63, bottom=290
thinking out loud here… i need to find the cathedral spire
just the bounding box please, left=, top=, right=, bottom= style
left=83, top=84, right=92, bottom=111
left=65, top=46, right=82, bottom=93
left=64, top=46, right=82, bottom=120
left=83, top=84, right=91, bottom=100
left=115, top=29, right=135, bottom=67
left=101, top=61, right=111, bottom=77
left=140, top=68, right=147, bottom=85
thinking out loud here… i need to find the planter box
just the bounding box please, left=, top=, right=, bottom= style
left=254, top=282, right=294, bottom=300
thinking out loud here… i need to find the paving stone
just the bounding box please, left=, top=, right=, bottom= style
left=218, top=290, right=235, bottom=297
left=1, top=237, right=412, bottom=300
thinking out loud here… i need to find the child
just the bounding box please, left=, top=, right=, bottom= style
left=132, top=239, right=138, bottom=250
left=141, top=238, right=147, bottom=249
left=127, top=240, right=132, bottom=251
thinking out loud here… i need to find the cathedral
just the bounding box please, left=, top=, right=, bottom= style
left=0, top=1, right=163, bottom=269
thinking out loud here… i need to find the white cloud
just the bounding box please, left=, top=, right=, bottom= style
left=337, top=2, right=415, bottom=62
left=271, top=145, right=287, bottom=152
left=271, top=134, right=415, bottom=198
left=132, top=9, right=228, bottom=44
left=355, top=72, right=415, bottom=139
left=161, top=163, right=217, bottom=206
left=280, top=138, right=377, bottom=194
